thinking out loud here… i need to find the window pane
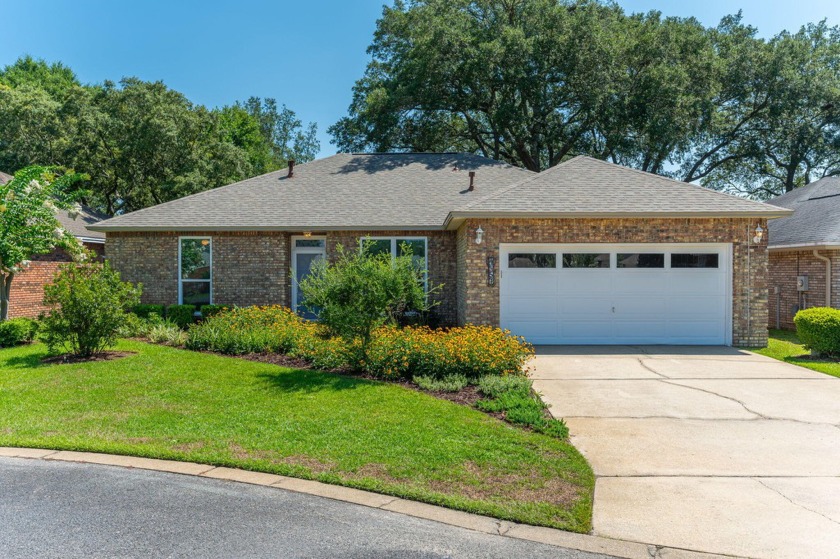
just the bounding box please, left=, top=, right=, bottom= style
left=181, top=239, right=211, bottom=279
left=397, top=239, right=425, bottom=259
left=182, top=282, right=211, bottom=306
left=562, top=253, right=610, bottom=268
left=617, top=253, right=665, bottom=268
left=672, top=253, right=719, bottom=268
left=295, top=239, right=325, bottom=248
left=362, top=239, right=392, bottom=256
left=508, top=253, right=557, bottom=268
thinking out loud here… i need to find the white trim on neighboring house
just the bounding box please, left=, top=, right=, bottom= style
left=178, top=236, right=213, bottom=306
left=75, top=237, right=105, bottom=244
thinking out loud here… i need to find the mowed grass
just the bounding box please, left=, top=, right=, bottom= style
left=0, top=340, right=593, bottom=532
left=752, top=329, right=840, bottom=379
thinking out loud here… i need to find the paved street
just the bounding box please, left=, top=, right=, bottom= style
left=533, top=345, right=840, bottom=559
left=0, top=457, right=614, bottom=559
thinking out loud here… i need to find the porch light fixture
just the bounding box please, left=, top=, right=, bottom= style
left=200, top=239, right=210, bottom=246
left=303, top=231, right=312, bottom=238
left=475, top=225, right=484, bottom=245
left=753, top=224, right=764, bottom=245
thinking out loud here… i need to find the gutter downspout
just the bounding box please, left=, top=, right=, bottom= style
left=813, top=250, right=832, bottom=309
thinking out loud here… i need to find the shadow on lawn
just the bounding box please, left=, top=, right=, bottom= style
left=256, top=368, right=371, bottom=394
left=1, top=350, right=49, bottom=370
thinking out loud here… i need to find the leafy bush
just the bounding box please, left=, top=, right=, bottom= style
left=133, top=304, right=165, bottom=319
left=0, top=317, right=39, bottom=347
left=477, top=374, right=533, bottom=399
left=200, top=304, right=229, bottom=319
left=117, top=312, right=167, bottom=338
left=40, top=262, right=141, bottom=357
left=794, top=307, right=840, bottom=356
left=299, top=243, right=440, bottom=350
left=364, top=325, right=534, bottom=380
left=413, top=373, right=469, bottom=392
left=166, top=304, right=196, bottom=329
left=148, top=323, right=188, bottom=346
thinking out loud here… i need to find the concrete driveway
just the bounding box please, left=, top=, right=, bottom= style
left=532, top=346, right=840, bottom=559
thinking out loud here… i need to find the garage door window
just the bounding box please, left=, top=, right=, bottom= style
left=671, top=253, right=719, bottom=268
left=617, top=253, right=665, bottom=268
left=562, top=253, right=610, bottom=268
left=508, top=253, right=557, bottom=268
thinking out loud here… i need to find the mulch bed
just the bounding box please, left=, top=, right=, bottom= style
left=41, top=351, right=136, bottom=365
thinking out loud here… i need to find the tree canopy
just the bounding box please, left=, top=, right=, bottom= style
left=0, top=57, right=319, bottom=214
left=330, top=0, right=840, bottom=198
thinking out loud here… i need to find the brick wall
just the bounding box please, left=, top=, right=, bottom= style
left=325, top=230, right=457, bottom=325
left=768, top=249, right=840, bottom=330
left=107, top=231, right=290, bottom=308
left=456, top=217, right=769, bottom=347
left=9, top=242, right=104, bottom=318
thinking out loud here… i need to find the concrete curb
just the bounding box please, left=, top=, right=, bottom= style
left=0, top=447, right=735, bottom=559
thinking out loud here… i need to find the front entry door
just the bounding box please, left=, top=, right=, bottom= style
left=291, top=236, right=326, bottom=319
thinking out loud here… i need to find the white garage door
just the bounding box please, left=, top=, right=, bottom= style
left=500, top=244, right=732, bottom=345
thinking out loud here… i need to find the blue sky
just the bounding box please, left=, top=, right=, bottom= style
left=2, top=1, right=839, bottom=157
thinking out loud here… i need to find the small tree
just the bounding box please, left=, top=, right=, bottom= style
left=41, top=261, right=141, bottom=357
left=300, top=242, right=440, bottom=347
left=0, top=166, right=87, bottom=320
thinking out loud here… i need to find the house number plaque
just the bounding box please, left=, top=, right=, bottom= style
left=487, top=256, right=496, bottom=286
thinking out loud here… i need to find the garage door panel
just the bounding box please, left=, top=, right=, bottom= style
left=500, top=244, right=730, bottom=345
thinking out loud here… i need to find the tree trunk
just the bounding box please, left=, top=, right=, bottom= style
left=0, top=272, right=13, bottom=322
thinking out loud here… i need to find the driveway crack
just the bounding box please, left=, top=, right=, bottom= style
left=636, top=358, right=670, bottom=379
left=756, top=479, right=840, bottom=527
left=657, top=379, right=766, bottom=419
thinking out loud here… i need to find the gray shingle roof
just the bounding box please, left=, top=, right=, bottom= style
left=91, top=153, right=533, bottom=232
left=91, top=153, right=790, bottom=232
left=452, top=156, right=791, bottom=219
left=57, top=207, right=109, bottom=241
left=0, top=171, right=12, bottom=185
left=767, top=176, right=840, bottom=248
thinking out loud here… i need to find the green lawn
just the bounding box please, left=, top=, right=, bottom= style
left=0, top=340, right=593, bottom=532
left=752, top=329, right=840, bottom=379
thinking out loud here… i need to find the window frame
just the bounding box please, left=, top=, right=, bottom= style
left=360, top=236, right=429, bottom=292
left=178, top=236, right=213, bottom=306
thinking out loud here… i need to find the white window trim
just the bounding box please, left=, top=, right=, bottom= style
left=360, top=236, right=429, bottom=292
left=178, top=236, right=213, bottom=306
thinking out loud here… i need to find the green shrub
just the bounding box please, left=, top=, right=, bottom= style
left=0, top=317, right=39, bottom=347
left=148, top=323, right=188, bottom=347
left=299, top=243, right=440, bottom=351
left=413, top=373, right=469, bottom=392
left=364, top=325, right=534, bottom=380
left=166, top=304, right=196, bottom=329
left=794, top=307, right=840, bottom=356
left=133, top=304, right=165, bottom=319
left=40, top=262, right=141, bottom=357
left=117, top=312, right=167, bottom=338
left=477, top=374, right=533, bottom=399
left=200, top=304, right=229, bottom=319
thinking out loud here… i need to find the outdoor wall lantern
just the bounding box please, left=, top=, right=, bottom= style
left=303, top=231, right=312, bottom=238
left=475, top=225, right=484, bottom=245
left=753, top=224, right=764, bottom=245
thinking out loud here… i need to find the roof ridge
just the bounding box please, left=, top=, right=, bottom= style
left=94, top=155, right=345, bottom=226
left=458, top=156, right=583, bottom=211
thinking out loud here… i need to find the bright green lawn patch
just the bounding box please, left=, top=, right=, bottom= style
left=752, top=329, right=840, bottom=379
left=0, top=340, right=593, bottom=532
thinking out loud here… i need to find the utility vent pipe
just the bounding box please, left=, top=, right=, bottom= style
left=287, top=160, right=296, bottom=178
left=468, top=171, right=476, bottom=191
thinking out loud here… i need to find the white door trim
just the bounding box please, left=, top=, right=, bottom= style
left=291, top=235, right=326, bottom=315
left=499, top=242, right=733, bottom=345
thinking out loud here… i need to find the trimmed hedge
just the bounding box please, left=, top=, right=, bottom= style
left=166, top=304, right=196, bottom=329
left=199, top=304, right=229, bottom=319
left=133, top=304, right=165, bottom=319
left=794, top=307, right=840, bottom=356
left=0, top=317, right=39, bottom=347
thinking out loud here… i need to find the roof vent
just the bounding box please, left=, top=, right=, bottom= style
left=287, top=160, right=295, bottom=178
left=468, top=171, right=476, bottom=191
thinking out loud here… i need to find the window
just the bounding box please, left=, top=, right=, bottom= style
left=617, top=253, right=665, bottom=268
left=672, top=253, right=719, bottom=268
left=562, top=253, right=610, bottom=268
left=508, top=253, right=557, bottom=268
left=180, top=238, right=212, bottom=305
left=361, top=237, right=427, bottom=263
left=295, top=238, right=325, bottom=248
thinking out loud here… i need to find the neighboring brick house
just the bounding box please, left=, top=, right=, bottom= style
left=1, top=168, right=107, bottom=318
left=766, top=177, right=840, bottom=329
left=90, top=154, right=791, bottom=347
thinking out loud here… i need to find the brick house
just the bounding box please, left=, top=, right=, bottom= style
left=90, top=154, right=790, bottom=347
left=0, top=170, right=107, bottom=318
left=766, top=177, right=840, bottom=329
